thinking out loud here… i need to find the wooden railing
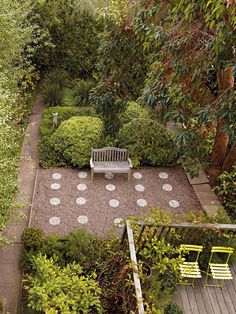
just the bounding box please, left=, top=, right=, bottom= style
left=121, top=220, right=236, bottom=314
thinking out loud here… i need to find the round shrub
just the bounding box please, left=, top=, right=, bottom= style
left=117, top=118, right=178, bottom=167
left=22, top=227, right=44, bottom=250
left=50, top=116, right=103, bottom=167
left=120, top=101, right=149, bottom=124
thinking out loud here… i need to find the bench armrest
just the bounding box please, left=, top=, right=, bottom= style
left=90, top=158, right=94, bottom=168
left=128, top=158, right=133, bottom=168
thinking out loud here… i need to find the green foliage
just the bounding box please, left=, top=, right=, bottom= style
left=120, top=101, right=149, bottom=124
left=215, top=166, right=236, bottom=220
left=73, top=79, right=96, bottom=106
left=22, top=228, right=44, bottom=250
left=31, top=0, right=102, bottom=77
left=164, top=303, right=183, bottom=314
left=118, top=118, right=179, bottom=167
left=25, top=253, right=103, bottom=314
left=50, top=116, right=103, bottom=167
left=39, top=106, right=95, bottom=167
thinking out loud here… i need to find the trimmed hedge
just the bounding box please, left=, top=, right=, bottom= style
left=50, top=116, right=103, bottom=167
left=118, top=118, right=179, bottom=167
left=120, top=101, right=149, bottom=124
left=39, top=106, right=95, bottom=168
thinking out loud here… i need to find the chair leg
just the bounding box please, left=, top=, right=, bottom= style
left=128, top=170, right=131, bottom=181
left=91, top=169, right=94, bottom=181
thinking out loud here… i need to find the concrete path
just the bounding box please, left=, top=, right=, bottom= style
left=0, top=94, right=44, bottom=313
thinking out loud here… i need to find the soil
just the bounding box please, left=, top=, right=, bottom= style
left=30, top=167, right=202, bottom=238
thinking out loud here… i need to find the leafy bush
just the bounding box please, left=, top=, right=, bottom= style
left=25, top=254, right=102, bottom=313
left=42, top=69, right=69, bottom=106
left=164, top=303, right=183, bottom=314
left=73, top=79, right=96, bottom=106
left=120, top=101, right=149, bottom=124
left=22, top=228, right=44, bottom=250
left=118, top=118, right=179, bottom=167
left=39, top=106, right=95, bottom=167
left=215, top=166, right=236, bottom=220
left=50, top=116, right=103, bottom=167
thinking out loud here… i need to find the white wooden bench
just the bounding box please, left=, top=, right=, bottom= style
left=90, top=147, right=133, bottom=181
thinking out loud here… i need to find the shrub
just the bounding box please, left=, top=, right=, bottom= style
left=39, top=106, right=95, bottom=168
left=164, top=303, right=183, bottom=314
left=120, top=101, right=149, bottom=124
left=73, top=79, right=96, bottom=106
left=117, top=118, right=179, bottom=167
left=22, top=227, right=44, bottom=250
left=50, top=116, right=103, bottom=167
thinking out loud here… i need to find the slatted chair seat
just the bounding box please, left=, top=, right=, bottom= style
left=209, top=264, right=233, bottom=280
left=90, top=147, right=132, bottom=180
left=180, top=262, right=202, bottom=278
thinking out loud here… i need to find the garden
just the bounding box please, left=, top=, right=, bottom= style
left=0, top=0, right=235, bottom=313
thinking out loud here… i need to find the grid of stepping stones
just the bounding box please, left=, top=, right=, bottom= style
left=30, top=167, right=201, bottom=237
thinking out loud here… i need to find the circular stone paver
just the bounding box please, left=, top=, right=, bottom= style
left=133, top=172, right=142, bottom=179
left=105, top=172, right=114, bottom=179
left=52, top=173, right=62, bottom=180
left=50, top=197, right=60, bottom=206
left=76, top=197, right=86, bottom=205
left=137, top=199, right=147, bottom=207
left=169, top=200, right=180, bottom=208
left=106, top=184, right=116, bottom=191
left=109, top=199, right=119, bottom=208
left=49, top=217, right=60, bottom=225
left=159, top=172, right=168, bottom=179
left=114, top=218, right=124, bottom=227
left=135, top=184, right=145, bottom=192
left=78, top=172, right=87, bottom=179
left=77, top=184, right=87, bottom=191
left=77, top=215, right=88, bottom=224
left=162, top=184, right=173, bottom=192
left=50, top=183, right=61, bottom=190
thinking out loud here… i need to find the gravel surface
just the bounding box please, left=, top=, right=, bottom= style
left=30, top=167, right=201, bottom=237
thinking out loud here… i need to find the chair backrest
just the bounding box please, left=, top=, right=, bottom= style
left=209, top=246, right=234, bottom=264
left=91, top=147, right=128, bottom=162
left=180, top=244, right=203, bottom=262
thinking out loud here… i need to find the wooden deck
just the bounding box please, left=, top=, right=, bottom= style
left=173, top=264, right=236, bottom=314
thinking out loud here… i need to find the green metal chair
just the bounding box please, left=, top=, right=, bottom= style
left=204, top=246, right=234, bottom=289
left=179, top=244, right=203, bottom=287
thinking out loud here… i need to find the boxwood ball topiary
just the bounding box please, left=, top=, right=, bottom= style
left=50, top=116, right=103, bottom=167
left=118, top=118, right=179, bottom=167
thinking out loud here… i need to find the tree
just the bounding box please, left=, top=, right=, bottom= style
left=132, top=0, right=236, bottom=176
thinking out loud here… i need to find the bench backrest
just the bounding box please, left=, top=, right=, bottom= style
left=92, top=147, right=128, bottom=162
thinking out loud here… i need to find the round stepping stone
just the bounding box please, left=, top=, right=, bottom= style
left=76, top=197, right=86, bottom=205
left=159, top=172, right=168, bottom=179
left=77, top=184, right=87, bottom=191
left=78, top=172, right=87, bottom=179
left=109, top=199, right=119, bottom=208
left=50, top=183, right=61, bottom=190
left=137, top=199, right=147, bottom=207
left=105, top=172, right=114, bottom=179
left=114, top=218, right=124, bottom=227
left=135, top=184, right=145, bottom=192
left=162, top=184, right=173, bottom=192
left=106, top=184, right=116, bottom=191
left=77, top=215, right=88, bottom=224
left=169, top=200, right=180, bottom=208
left=52, top=173, right=62, bottom=180
left=49, top=217, right=60, bottom=225
left=133, top=172, right=142, bottom=179
left=50, top=197, right=60, bottom=206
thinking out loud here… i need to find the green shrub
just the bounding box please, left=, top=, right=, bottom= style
left=50, top=116, right=103, bottom=167
left=118, top=118, right=179, bottom=167
left=120, top=101, right=149, bottom=124
left=164, top=303, right=183, bottom=314
left=73, top=79, right=96, bottom=106
left=64, top=229, right=101, bottom=270
left=41, top=234, right=66, bottom=266
left=62, top=88, right=76, bottom=107
left=22, top=228, right=44, bottom=250
left=39, top=106, right=96, bottom=168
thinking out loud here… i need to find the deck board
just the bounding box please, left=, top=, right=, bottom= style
left=173, top=264, right=236, bottom=313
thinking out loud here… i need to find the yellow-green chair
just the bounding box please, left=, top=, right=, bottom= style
left=204, top=246, right=234, bottom=289
left=179, top=244, right=203, bottom=287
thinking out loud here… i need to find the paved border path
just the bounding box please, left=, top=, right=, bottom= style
left=0, top=94, right=43, bottom=313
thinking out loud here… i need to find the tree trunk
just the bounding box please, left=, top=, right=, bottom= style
left=211, top=66, right=234, bottom=172
left=222, top=140, right=236, bottom=172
